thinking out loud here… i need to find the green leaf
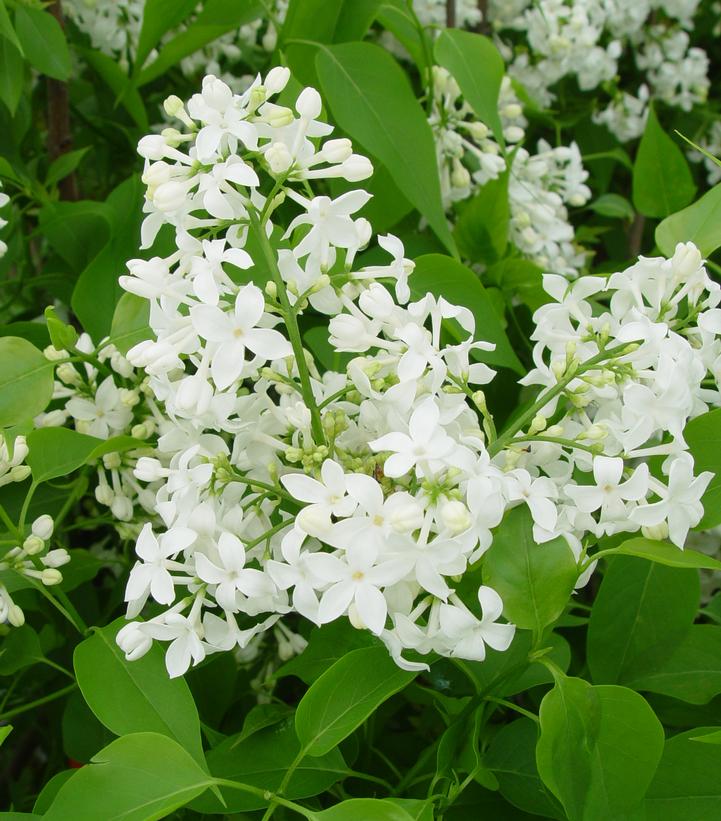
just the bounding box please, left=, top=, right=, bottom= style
left=33, top=771, right=75, bottom=815
left=684, top=408, right=721, bottom=529
left=44, top=733, right=213, bottom=821
left=632, top=106, right=696, bottom=218
left=109, top=292, right=152, bottom=356
left=587, top=556, right=699, bottom=685
left=691, top=728, right=721, bottom=744
left=46, top=148, right=90, bottom=189
left=14, top=6, right=70, bottom=81
left=434, top=29, right=505, bottom=146
left=587, top=193, right=635, bottom=221
left=80, top=48, right=148, bottom=130
left=73, top=618, right=205, bottom=766
left=645, top=728, right=721, bottom=819
left=488, top=258, right=546, bottom=312
left=44, top=306, right=78, bottom=351
left=134, top=0, right=197, bottom=72
left=485, top=718, right=563, bottom=819
left=656, top=182, right=721, bottom=258
left=138, top=0, right=263, bottom=86
left=602, top=537, right=721, bottom=569
left=38, top=200, right=112, bottom=272
left=454, top=173, right=509, bottom=263
left=315, top=41, right=455, bottom=255
left=193, top=720, right=346, bottom=813
left=483, top=507, right=579, bottom=635
left=0, top=1, right=23, bottom=53
left=627, top=625, right=721, bottom=704
left=316, top=799, right=415, bottom=820
left=72, top=176, right=145, bottom=342
left=0, top=337, right=54, bottom=427
left=295, top=645, right=416, bottom=756
left=0, top=725, right=11, bottom=746
left=276, top=620, right=376, bottom=684
left=536, top=675, right=664, bottom=821
left=27, top=428, right=142, bottom=483
left=0, top=626, right=43, bottom=675
left=376, top=1, right=429, bottom=74
left=0, top=37, right=24, bottom=116
left=410, top=254, right=523, bottom=373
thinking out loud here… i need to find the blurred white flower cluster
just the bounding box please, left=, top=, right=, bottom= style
left=108, top=69, right=721, bottom=680
left=64, top=0, right=288, bottom=84
left=414, top=0, right=710, bottom=144
left=0, top=182, right=9, bottom=258
left=430, top=66, right=591, bottom=277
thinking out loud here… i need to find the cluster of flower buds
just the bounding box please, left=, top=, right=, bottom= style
left=0, top=516, right=67, bottom=628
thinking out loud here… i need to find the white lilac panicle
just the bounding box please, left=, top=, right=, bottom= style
left=116, top=69, right=720, bottom=680
left=37, top=333, right=159, bottom=527
left=475, top=0, right=708, bottom=144
left=429, top=65, right=590, bottom=277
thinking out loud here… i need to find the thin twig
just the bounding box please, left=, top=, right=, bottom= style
left=46, top=1, right=78, bottom=200
left=628, top=212, right=646, bottom=258
left=446, top=0, right=456, bottom=27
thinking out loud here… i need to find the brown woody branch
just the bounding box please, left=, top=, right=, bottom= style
left=46, top=0, right=78, bottom=200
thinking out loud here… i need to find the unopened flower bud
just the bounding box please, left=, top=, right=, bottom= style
left=41, top=568, right=63, bottom=586
left=451, top=160, right=471, bottom=189
left=103, top=452, right=122, bottom=470
left=296, top=505, right=330, bottom=537
left=504, top=125, right=524, bottom=143
left=321, top=138, right=352, bottom=163
left=43, top=548, right=70, bottom=568
left=389, top=499, right=424, bottom=533
left=529, top=414, right=547, bottom=434
left=23, top=535, right=45, bottom=556
left=265, top=142, right=293, bottom=173
left=31, top=515, right=54, bottom=541
left=119, top=388, right=140, bottom=408
left=117, top=622, right=153, bottom=661
left=43, top=345, right=67, bottom=361
left=95, top=483, right=114, bottom=506
left=296, top=87, right=322, bottom=120
left=137, top=134, right=168, bottom=161
left=153, top=180, right=189, bottom=212
left=642, top=522, right=669, bottom=541
left=134, top=457, right=165, bottom=483
left=265, top=66, right=290, bottom=95
left=348, top=603, right=367, bottom=631
left=672, top=242, right=703, bottom=280
left=441, top=500, right=472, bottom=534
left=56, top=362, right=80, bottom=385
left=7, top=604, right=24, bottom=627
left=111, top=495, right=133, bottom=522
left=9, top=465, right=30, bottom=483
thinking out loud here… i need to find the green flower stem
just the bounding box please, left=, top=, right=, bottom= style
left=210, top=779, right=318, bottom=820
left=489, top=342, right=632, bottom=457
left=27, top=577, right=87, bottom=635
left=0, top=502, right=19, bottom=538
left=0, top=682, right=77, bottom=722
left=228, top=471, right=297, bottom=505
left=244, top=519, right=291, bottom=549
left=506, top=434, right=599, bottom=455
left=484, top=696, right=539, bottom=723
left=248, top=208, right=326, bottom=446
left=261, top=746, right=308, bottom=820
